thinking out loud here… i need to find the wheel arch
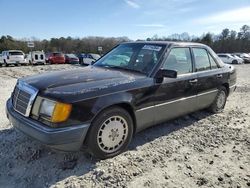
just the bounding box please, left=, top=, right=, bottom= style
left=82, top=102, right=137, bottom=149
left=91, top=102, right=137, bottom=135
left=222, top=82, right=229, bottom=96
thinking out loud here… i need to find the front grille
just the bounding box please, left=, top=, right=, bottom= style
left=12, top=81, right=38, bottom=116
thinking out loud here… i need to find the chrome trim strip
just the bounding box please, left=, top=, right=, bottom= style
left=197, top=89, right=218, bottom=97
left=136, top=89, right=218, bottom=112
left=14, top=80, right=39, bottom=117
left=229, top=84, right=236, bottom=89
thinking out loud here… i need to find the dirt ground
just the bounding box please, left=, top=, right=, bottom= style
left=0, top=64, right=249, bottom=188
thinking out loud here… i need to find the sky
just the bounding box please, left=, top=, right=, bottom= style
left=0, top=0, right=250, bottom=40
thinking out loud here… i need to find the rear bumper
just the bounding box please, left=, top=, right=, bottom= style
left=32, top=61, right=46, bottom=64
left=6, top=61, right=27, bottom=64
left=5, top=60, right=18, bottom=64
left=6, top=98, right=90, bottom=151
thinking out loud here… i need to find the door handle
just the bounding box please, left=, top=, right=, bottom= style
left=189, top=79, right=198, bottom=83
left=217, top=74, right=223, bottom=78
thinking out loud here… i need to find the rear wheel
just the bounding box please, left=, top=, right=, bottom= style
left=86, top=107, right=133, bottom=159
left=232, top=60, right=237, bottom=64
left=208, top=86, right=227, bottom=113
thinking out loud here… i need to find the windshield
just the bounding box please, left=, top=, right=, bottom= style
left=53, top=53, right=63, bottom=57
left=94, top=43, right=165, bottom=75
left=90, top=54, right=101, bottom=60
left=66, top=54, right=77, bottom=58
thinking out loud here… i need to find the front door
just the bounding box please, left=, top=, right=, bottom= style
left=153, top=47, right=198, bottom=124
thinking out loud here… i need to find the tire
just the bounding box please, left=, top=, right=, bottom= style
left=86, top=107, right=133, bottom=159
left=4, top=60, right=8, bottom=67
left=208, top=86, right=228, bottom=113
left=232, top=60, right=237, bottom=64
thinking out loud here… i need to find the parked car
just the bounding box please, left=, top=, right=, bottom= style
left=217, top=53, right=244, bottom=64
left=2, top=50, right=26, bottom=66
left=233, top=53, right=250, bottom=63
left=231, top=54, right=245, bottom=63
left=0, top=54, right=3, bottom=66
left=65, top=54, right=79, bottom=64
left=47, top=52, right=65, bottom=64
left=26, top=51, right=46, bottom=65
left=6, top=41, right=236, bottom=159
left=77, top=53, right=85, bottom=64
left=81, top=53, right=101, bottom=65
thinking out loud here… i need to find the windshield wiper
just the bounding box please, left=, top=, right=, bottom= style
left=100, top=65, right=145, bottom=74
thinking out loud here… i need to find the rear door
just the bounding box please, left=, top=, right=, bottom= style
left=192, top=47, right=224, bottom=109
left=153, top=47, right=198, bottom=124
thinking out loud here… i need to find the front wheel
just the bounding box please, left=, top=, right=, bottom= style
left=4, top=60, right=8, bottom=67
left=86, top=107, right=133, bottom=159
left=208, top=86, right=227, bottom=113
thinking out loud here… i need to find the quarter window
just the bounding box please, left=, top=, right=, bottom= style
left=193, top=48, right=211, bottom=71
left=208, top=53, right=218, bottom=69
left=163, top=48, right=192, bottom=75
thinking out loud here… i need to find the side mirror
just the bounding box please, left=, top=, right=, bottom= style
left=155, top=68, right=177, bottom=81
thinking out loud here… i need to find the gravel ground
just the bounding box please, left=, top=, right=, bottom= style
left=0, top=64, right=249, bottom=188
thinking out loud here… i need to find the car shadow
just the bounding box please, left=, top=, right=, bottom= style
left=0, top=110, right=212, bottom=188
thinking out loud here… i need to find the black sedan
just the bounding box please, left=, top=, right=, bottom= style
left=6, top=41, right=237, bottom=159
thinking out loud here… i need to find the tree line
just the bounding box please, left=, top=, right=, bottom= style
left=0, top=25, right=249, bottom=54
left=147, top=25, right=250, bottom=53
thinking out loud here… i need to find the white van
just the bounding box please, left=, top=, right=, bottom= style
left=26, top=51, right=46, bottom=65
left=2, top=50, right=27, bottom=66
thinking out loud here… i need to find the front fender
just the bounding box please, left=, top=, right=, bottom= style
left=91, top=92, right=134, bottom=120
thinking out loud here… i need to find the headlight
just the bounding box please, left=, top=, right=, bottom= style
left=40, top=99, right=72, bottom=123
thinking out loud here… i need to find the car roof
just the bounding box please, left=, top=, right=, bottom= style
left=123, top=41, right=208, bottom=47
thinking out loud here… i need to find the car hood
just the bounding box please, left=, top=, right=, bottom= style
left=20, top=66, right=146, bottom=102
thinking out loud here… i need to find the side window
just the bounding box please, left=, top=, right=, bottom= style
left=163, top=48, right=192, bottom=75
left=193, top=48, right=211, bottom=72
left=208, top=53, right=218, bottom=69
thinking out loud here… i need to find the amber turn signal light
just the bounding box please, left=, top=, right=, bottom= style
left=51, top=102, right=72, bottom=123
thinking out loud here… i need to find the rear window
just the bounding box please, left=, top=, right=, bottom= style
left=9, top=51, right=23, bottom=56
left=53, top=53, right=63, bottom=57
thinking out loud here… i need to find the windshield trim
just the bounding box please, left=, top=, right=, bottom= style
left=94, top=43, right=167, bottom=76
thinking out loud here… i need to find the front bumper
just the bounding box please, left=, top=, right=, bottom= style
left=6, top=98, right=90, bottom=151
